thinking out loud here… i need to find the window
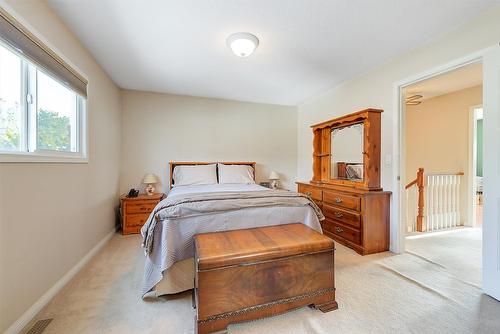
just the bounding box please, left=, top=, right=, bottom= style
left=0, top=43, right=21, bottom=151
left=0, top=41, right=87, bottom=162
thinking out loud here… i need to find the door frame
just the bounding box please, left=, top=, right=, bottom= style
left=391, top=49, right=487, bottom=254
left=468, top=105, right=483, bottom=228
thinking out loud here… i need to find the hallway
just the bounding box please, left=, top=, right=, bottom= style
left=405, top=228, right=482, bottom=287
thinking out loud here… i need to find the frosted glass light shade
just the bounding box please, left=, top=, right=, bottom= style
left=269, top=171, right=280, bottom=180
left=142, top=173, right=159, bottom=184
left=226, top=32, right=259, bottom=57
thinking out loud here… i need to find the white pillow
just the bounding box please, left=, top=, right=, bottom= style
left=218, top=164, right=255, bottom=184
left=172, top=164, right=217, bottom=187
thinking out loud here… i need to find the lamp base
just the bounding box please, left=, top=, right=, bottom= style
left=145, top=184, right=155, bottom=196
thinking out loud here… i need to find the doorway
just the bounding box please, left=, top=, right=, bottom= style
left=393, top=45, right=500, bottom=301
left=400, top=61, right=483, bottom=287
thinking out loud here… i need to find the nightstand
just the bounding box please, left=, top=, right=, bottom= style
left=120, top=193, right=164, bottom=235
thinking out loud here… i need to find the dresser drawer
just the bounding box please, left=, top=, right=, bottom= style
left=125, top=213, right=149, bottom=228
left=121, top=193, right=163, bottom=235
left=323, top=191, right=360, bottom=211
left=323, top=220, right=360, bottom=245
left=322, top=204, right=361, bottom=229
left=297, top=184, right=323, bottom=202
left=125, top=201, right=157, bottom=214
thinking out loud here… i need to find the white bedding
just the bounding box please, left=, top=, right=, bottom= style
left=143, top=183, right=322, bottom=296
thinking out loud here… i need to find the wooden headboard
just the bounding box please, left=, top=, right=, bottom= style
left=169, top=161, right=256, bottom=189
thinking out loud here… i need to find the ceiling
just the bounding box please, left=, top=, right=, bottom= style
left=404, top=62, right=483, bottom=100
left=46, top=0, right=499, bottom=106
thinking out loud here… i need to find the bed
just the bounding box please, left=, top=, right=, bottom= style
left=141, top=162, right=324, bottom=297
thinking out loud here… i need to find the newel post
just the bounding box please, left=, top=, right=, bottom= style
left=416, top=168, right=425, bottom=232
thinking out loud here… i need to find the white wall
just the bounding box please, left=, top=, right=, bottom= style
left=297, top=6, right=500, bottom=250
left=406, top=85, right=482, bottom=225
left=0, top=1, right=122, bottom=332
left=121, top=90, right=297, bottom=192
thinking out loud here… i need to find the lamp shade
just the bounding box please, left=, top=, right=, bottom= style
left=269, top=171, right=280, bottom=180
left=142, top=173, right=159, bottom=184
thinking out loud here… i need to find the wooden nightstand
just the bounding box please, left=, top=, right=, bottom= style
left=120, top=193, right=164, bottom=235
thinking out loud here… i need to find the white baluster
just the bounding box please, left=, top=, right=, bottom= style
left=452, top=175, right=456, bottom=227
left=406, top=187, right=410, bottom=232
left=430, top=177, right=434, bottom=231
left=454, top=175, right=459, bottom=227
left=444, top=175, right=449, bottom=229
left=424, top=176, right=430, bottom=231
left=429, top=175, right=436, bottom=231
left=450, top=175, right=455, bottom=228
left=406, top=184, right=417, bottom=233
left=413, top=186, right=416, bottom=232
left=456, top=175, right=461, bottom=227
left=443, top=175, right=448, bottom=229
left=446, top=175, right=451, bottom=229
left=412, top=185, right=416, bottom=232
left=429, top=175, right=435, bottom=231
left=434, top=175, right=441, bottom=230
left=439, top=175, right=444, bottom=230
left=434, top=175, right=439, bottom=231
left=433, top=175, right=438, bottom=231
left=446, top=175, right=453, bottom=228
left=414, top=186, right=418, bottom=231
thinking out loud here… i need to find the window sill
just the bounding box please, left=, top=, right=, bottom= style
left=0, top=151, right=88, bottom=164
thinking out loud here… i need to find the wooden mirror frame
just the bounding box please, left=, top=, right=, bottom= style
left=310, top=108, right=383, bottom=191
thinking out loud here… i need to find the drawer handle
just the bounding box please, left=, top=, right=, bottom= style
left=335, top=227, right=344, bottom=233
left=334, top=212, right=344, bottom=218
left=335, top=197, right=342, bottom=203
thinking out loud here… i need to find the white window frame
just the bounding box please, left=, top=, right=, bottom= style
left=0, top=40, right=88, bottom=163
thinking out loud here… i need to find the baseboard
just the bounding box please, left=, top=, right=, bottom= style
left=4, top=229, right=116, bottom=334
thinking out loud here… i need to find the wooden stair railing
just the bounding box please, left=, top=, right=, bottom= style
left=406, top=168, right=424, bottom=232
left=406, top=169, right=465, bottom=233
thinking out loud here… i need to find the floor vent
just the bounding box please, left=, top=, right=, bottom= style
left=26, top=318, right=53, bottom=334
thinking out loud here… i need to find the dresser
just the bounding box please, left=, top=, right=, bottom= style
left=120, top=193, right=164, bottom=235
left=298, top=108, right=391, bottom=255
left=297, top=182, right=390, bottom=255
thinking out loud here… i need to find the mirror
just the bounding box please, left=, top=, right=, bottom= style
left=330, top=123, right=364, bottom=181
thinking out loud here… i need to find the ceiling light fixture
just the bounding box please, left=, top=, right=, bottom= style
left=405, top=94, right=423, bottom=105
left=226, top=32, right=259, bottom=57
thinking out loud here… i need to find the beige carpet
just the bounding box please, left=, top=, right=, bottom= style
left=25, top=231, right=500, bottom=334
left=405, top=228, right=482, bottom=287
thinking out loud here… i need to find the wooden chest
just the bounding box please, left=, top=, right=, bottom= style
left=297, top=182, right=391, bottom=255
left=194, top=223, right=337, bottom=334
left=120, top=193, right=164, bottom=235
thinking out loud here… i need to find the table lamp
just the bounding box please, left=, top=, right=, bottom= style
left=142, top=173, right=159, bottom=195
left=269, top=171, right=280, bottom=190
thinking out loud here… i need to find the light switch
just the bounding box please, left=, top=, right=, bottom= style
left=385, top=154, right=392, bottom=166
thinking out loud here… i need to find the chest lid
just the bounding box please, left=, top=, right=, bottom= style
left=194, top=223, right=334, bottom=271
